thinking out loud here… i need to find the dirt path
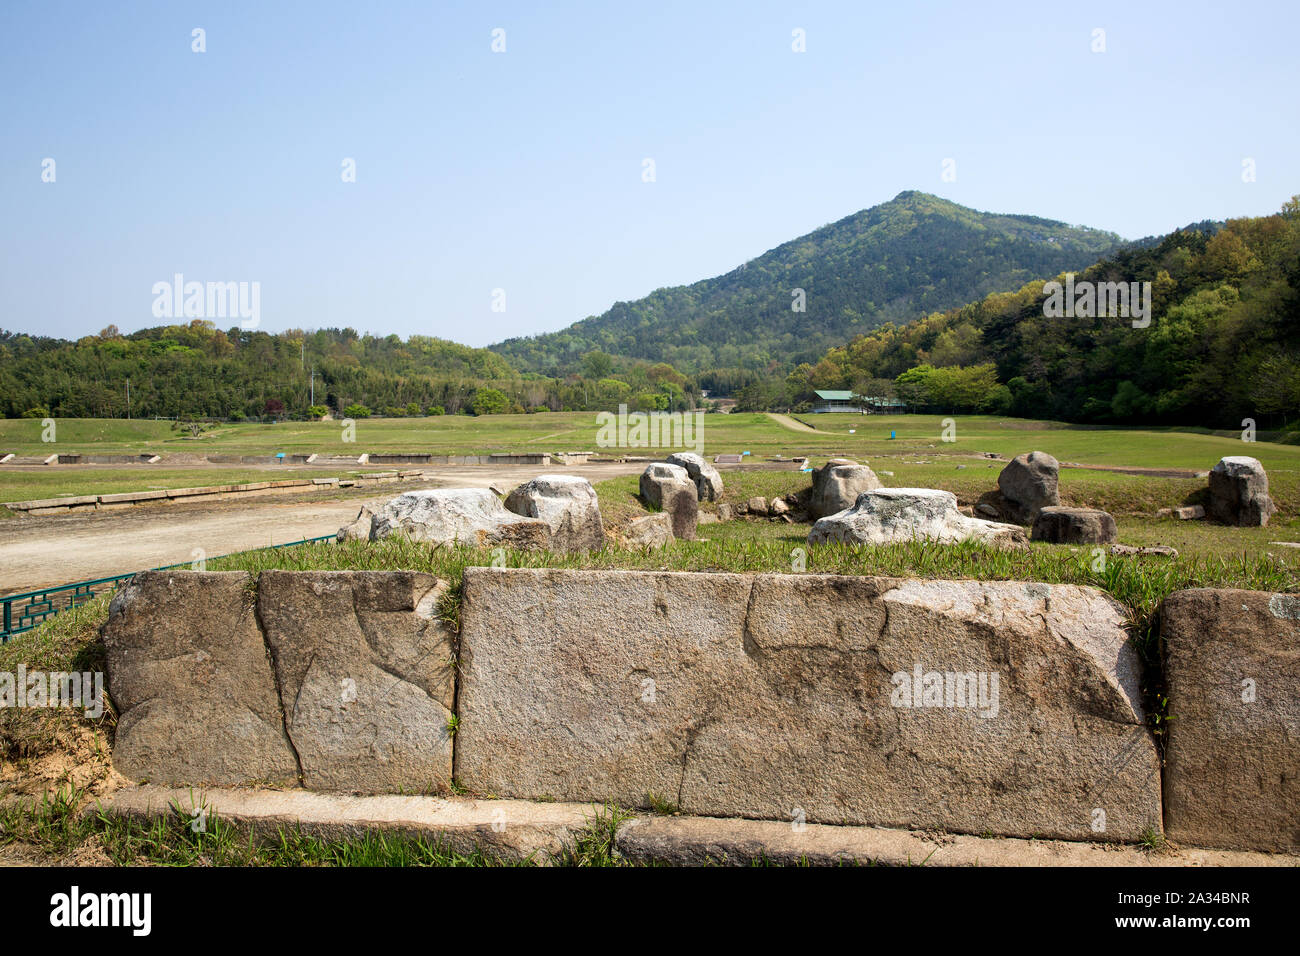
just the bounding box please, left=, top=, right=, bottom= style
left=0, top=463, right=644, bottom=594
left=766, top=412, right=821, bottom=433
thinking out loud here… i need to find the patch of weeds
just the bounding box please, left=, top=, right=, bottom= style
left=1138, top=827, right=1168, bottom=852
left=553, top=804, right=636, bottom=866
left=642, top=791, right=680, bottom=816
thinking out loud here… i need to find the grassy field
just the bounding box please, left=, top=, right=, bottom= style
left=4, top=412, right=1299, bottom=473
left=0, top=466, right=391, bottom=505
left=5, top=412, right=1300, bottom=514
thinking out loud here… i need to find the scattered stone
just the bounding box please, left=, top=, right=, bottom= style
left=666, top=452, right=724, bottom=501
left=1208, top=456, right=1276, bottom=526
left=717, top=503, right=734, bottom=521
left=1162, top=588, right=1300, bottom=851
left=698, top=512, right=719, bottom=525
left=455, top=568, right=1160, bottom=841
left=623, top=513, right=673, bottom=549
left=1110, top=544, right=1179, bottom=558
left=101, top=572, right=299, bottom=787
left=808, top=489, right=1028, bottom=549
left=370, top=488, right=550, bottom=549
left=983, top=451, right=1060, bottom=524
left=257, top=571, right=455, bottom=793
left=975, top=502, right=1000, bottom=518
left=879, top=470, right=894, bottom=477
left=1155, top=508, right=1173, bottom=518
left=639, top=463, right=698, bottom=540
left=1030, top=507, right=1118, bottom=545
left=747, top=496, right=768, bottom=517
left=1174, top=505, right=1205, bottom=520
left=504, top=475, right=605, bottom=552
left=1270, top=541, right=1300, bottom=550
left=769, top=498, right=790, bottom=517
left=808, top=459, right=883, bottom=518
left=336, top=506, right=374, bottom=543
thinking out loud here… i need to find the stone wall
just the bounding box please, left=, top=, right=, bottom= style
left=99, top=569, right=1299, bottom=850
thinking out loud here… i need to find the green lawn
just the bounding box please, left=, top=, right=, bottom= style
left=4, top=413, right=1299, bottom=477
left=0, top=466, right=392, bottom=505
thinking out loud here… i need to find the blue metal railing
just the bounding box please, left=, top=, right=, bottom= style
left=1, top=534, right=337, bottom=642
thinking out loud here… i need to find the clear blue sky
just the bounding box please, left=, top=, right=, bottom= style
left=2, top=0, right=1297, bottom=347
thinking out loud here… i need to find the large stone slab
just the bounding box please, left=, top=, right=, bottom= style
left=257, top=571, right=455, bottom=793
left=456, top=568, right=1160, bottom=841
left=100, top=571, right=299, bottom=787
left=1161, top=588, right=1300, bottom=852
left=103, top=786, right=603, bottom=864
left=614, top=814, right=1294, bottom=867
left=369, top=488, right=550, bottom=549
left=808, top=488, right=1028, bottom=549
left=503, top=474, right=605, bottom=552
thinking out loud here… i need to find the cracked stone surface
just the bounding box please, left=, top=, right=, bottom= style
left=1162, top=588, right=1300, bottom=852
left=101, top=571, right=299, bottom=787
left=454, top=567, right=1161, bottom=841
left=257, top=570, right=455, bottom=793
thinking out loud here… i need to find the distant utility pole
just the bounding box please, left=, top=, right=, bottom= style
left=310, top=367, right=315, bottom=407
left=126, top=378, right=131, bottom=419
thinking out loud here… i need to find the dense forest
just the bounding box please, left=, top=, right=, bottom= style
left=0, top=325, right=698, bottom=420
left=749, top=198, right=1300, bottom=430
left=490, top=191, right=1121, bottom=373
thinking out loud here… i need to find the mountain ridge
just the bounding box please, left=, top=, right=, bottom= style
left=490, top=191, right=1124, bottom=374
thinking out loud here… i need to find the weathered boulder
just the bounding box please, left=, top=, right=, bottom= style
left=986, top=451, right=1060, bottom=524
left=639, top=463, right=698, bottom=540
left=666, top=452, right=724, bottom=502
left=101, top=571, right=299, bottom=787
left=808, top=459, right=883, bottom=518
left=1208, top=456, right=1276, bottom=526
left=336, top=505, right=375, bottom=543
left=257, top=571, right=455, bottom=793
left=504, top=474, right=605, bottom=552
left=369, top=488, right=550, bottom=550
left=456, top=568, right=1161, bottom=841
left=1030, top=506, right=1118, bottom=545
left=807, top=489, right=1028, bottom=549
left=1161, top=588, right=1300, bottom=852
left=623, top=513, right=674, bottom=549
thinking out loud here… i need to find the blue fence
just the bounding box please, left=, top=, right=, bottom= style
left=0, top=534, right=337, bottom=643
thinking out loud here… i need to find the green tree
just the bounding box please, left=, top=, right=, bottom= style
left=472, top=387, right=509, bottom=415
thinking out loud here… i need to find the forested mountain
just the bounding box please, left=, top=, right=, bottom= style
left=490, top=191, right=1123, bottom=374
left=767, top=198, right=1300, bottom=430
